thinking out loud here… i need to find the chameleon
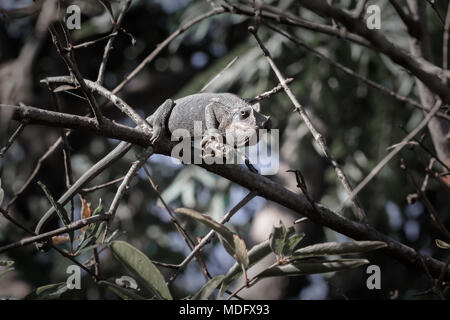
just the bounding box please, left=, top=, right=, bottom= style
left=34, top=92, right=271, bottom=250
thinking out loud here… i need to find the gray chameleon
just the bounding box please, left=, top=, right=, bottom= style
left=34, top=93, right=271, bottom=250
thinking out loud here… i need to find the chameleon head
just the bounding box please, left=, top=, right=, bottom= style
left=226, top=103, right=271, bottom=148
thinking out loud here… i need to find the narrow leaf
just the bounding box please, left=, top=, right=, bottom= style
left=25, top=282, right=68, bottom=300
left=99, top=280, right=146, bottom=300
left=435, top=239, right=450, bottom=249
left=0, top=178, right=4, bottom=206
left=269, top=221, right=287, bottom=256
left=0, top=260, right=14, bottom=268
left=0, top=267, right=14, bottom=280
left=258, top=259, right=370, bottom=278
left=282, top=233, right=305, bottom=257
left=291, top=241, right=387, bottom=259
left=110, top=241, right=172, bottom=300
left=191, top=275, right=225, bottom=300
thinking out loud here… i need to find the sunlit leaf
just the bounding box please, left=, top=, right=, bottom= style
left=191, top=275, right=225, bottom=300
left=175, top=208, right=249, bottom=269
left=109, top=241, right=172, bottom=300
left=291, top=241, right=387, bottom=259
left=258, top=259, right=370, bottom=278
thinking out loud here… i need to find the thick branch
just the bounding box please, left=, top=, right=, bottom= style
left=2, top=103, right=449, bottom=279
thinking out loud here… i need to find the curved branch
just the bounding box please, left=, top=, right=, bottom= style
left=2, top=102, right=449, bottom=280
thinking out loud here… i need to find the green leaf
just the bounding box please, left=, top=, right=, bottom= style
left=435, top=239, right=450, bottom=249
left=99, top=280, right=146, bottom=300
left=269, top=221, right=287, bottom=256
left=77, top=218, right=106, bottom=253
left=0, top=178, right=4, bottom=206
left=24, top=282, right=68, bottom=300
left=175, top=208, right=249, bottom=269
left=0, top=260, right=14, bottom=268
left=282, top=233, right=305, bottom=257
left=291, top=241, right=387, bottom=259
left=258, top=259, right=370, bottom=278
left=219, top=239, right=272, bottom=297
left=191, top=275, right=225, bottom=300
left=96, top=0, right=115, bottom=23
left=109, top=241, right=172, bottom=300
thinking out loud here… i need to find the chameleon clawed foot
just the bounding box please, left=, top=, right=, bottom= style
left=202, top=139, right=234, bottom=161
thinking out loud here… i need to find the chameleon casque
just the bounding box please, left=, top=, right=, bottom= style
left=35, top=93, right=271, bottom=250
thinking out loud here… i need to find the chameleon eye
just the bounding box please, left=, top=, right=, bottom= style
left=240, top=109, right=250, bottom=119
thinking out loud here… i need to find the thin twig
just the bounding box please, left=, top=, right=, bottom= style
left=72, top=31, right=119, bottom=49
left=0, top=123, right=26, bottom=157
left=80, top=176, right=125, bottom=194
left=0, top=214, right=108, bottom=254
left=6, top=136, right=64, bottom=210
left=169, top=191, right=258, bottom=282
left=264, top=22, right=450, bottom=121
left=249, top=26, right=366, bottom=222
left=111, top=7, right=225, bottom=95
left=97, top=0, right=133, bottom=84
left=201, top=56, right=239, bottom=92
left=48, top=25, right=104, bottom=126
left=338, top=100, right=444, bottom=211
